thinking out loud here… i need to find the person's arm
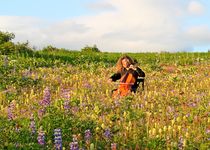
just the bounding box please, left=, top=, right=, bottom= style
left=135, top=67, right=145, bottom=90
left=110, top=72, right=121, bottom=81
left=136, top=67, right=145, bottom=77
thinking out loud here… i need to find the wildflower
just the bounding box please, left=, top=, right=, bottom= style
left=83, top=83, right=91, bottom=89
left=104, top=128, right=112, bottom=139
left=38, top=108, right=46, bottom=118
left=70, top=135, right=79, bottom=150
left=63, top=100, right=70, bottom=112
left=152, top=128, right=156, bottom=136
left=37, top=127, right=45, bottom=145
left=30, top=114, right=36, bottom=134
left=54, top=128, right=62, bottom=150
left=111, top=143, right=117, bottom=150
left=61, top=88, right=70, bottom=100
left=206, top=128, right=210, bottom=134
left=8, top=101, right=15, bottom=120
left=85, top=129, right=92, bottom=142
left=40, top=87, right=51, bottom=106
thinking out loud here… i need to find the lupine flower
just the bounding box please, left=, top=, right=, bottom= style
left=38, top=108, right=46, bottom=119
left=178, top=136, right=184, bottom=150
left=40, top=87, right=51, bottom=106
left=30, top=114, right=36, bottom=134
left=83, top=83, right=91, bottom=89
left=85, top=129, right=92, bottom=142
left=54, top=128, right=62, bottom=150
left=61, top=88, right=70, bottom=100
left=63, top=100, right=70, bottom=112
left=70, top=135, right=79, bottom=150
left=37, top=127, right=45, bottom=145
left=8, top=101, right=15, bottom=120
left=104, top=128, right=112, bottom=139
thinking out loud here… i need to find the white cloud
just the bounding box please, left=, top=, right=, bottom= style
left=188, top=1, right=205, bottom=15
left=0, top=0, right=209, bottom=52
left=187, top=25, right=210, bottom=44
left=86, top=1, right=116, bottom=12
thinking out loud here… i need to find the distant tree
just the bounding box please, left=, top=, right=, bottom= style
left=0, top=31, right=15, bottom=44
left=15, top=41, right=34, bottom=55
left=81, top=44, right=100, bottom=52
left=0, top=31, right=16, bottom=54
left=0, top=31, right=34, bottom=55
left=42, top=45, right=59, bottom=52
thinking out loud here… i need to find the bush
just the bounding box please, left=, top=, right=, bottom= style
left=0, top=42, right=16, bottom=55
left=0, top=31, right=15, bottom=45
left=81, top=45, right=100, bottom=53
left=15, top=42, right=34, bottom=55
left=42, top=45, right=59, bottom=52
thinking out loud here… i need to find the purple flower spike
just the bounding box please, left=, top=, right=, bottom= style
left=37, top=127, right=45, bottom=146
left=54, top=128, right=62, bottom=150
left=63, top=100, right=70, bottom=112
left=40, top=87, right=51, bottom=107
left=85, top=129, right=92, bottom=142
left=8, top=101, right=15, bottom=120
left=30, top=114, right=36, bottom=134
left=104, top=128, right=112, bottom=139
left=70, top=135, right=79, bottom=150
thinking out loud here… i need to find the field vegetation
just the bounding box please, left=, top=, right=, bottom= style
left=0, top=31, right=209, bottom=149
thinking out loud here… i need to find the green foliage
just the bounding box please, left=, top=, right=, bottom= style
left=0, top=30, right=209, bottom=149
left=0, top=41, right=16, bottom=55
left=0, top=31, right=15, bottom=44
left=81, top=44, right=100, bottom=53
left=42, top=45, right=60, bottom=52
left=0, top=31, right=15, bottom=55
left=15, top=41, right=34, bottom=56
left=0, top=31, right=34, bottom=55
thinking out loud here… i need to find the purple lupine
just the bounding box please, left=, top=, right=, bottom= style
left=37, top=127, right=45, bottom=145
left=104, top=128, right=112, bottom=139
left=8, top=101, right=15, bottom=120
left=85, top=129, right=92, bottom=142
left=61, top=88, right=70, bottom=100
left=83, top=83, right=91, bottom=89
left=40, top=87, right=51, bottom=106
left=69, top=135, right=79, bottom=150
left=178, top=136, right=184, bottom=150
left=30, top=114, right=36, bottom=134
left=38, top=108, right=46, bottom=119
left=63, top=100, right=70, bottom=112
left=54, top=128, right=62, bottom=150
left=206, top=128, right=210, bottom=134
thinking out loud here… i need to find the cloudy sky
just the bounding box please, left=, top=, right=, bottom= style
left=0, top=0, right=210, bottom=52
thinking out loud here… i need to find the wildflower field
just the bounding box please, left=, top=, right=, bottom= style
left=0, top=51, right=209, bottom=149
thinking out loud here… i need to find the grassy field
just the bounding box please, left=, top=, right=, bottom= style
left=0, top=51, right=209, bottom=149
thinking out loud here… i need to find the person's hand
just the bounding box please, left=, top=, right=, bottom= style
left=108, top=78, right=113, bottom=83
left=129, top=65, right=136, bottom=70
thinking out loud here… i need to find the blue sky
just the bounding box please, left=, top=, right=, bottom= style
left=0, top=0, right=96, bottom=19
left=0, top=0, right=210, bottom=52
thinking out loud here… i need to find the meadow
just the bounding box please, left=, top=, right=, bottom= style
left=0, top=50, right=209, bottom=149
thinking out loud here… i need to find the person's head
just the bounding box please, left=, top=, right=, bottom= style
left=116, top=55, right=134, bottom=72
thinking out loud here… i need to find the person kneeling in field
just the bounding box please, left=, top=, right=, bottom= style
left=109, top=55, right=145, bottom=98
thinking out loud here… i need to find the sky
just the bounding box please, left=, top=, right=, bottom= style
left=0, top=0, right=210, bottom=52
